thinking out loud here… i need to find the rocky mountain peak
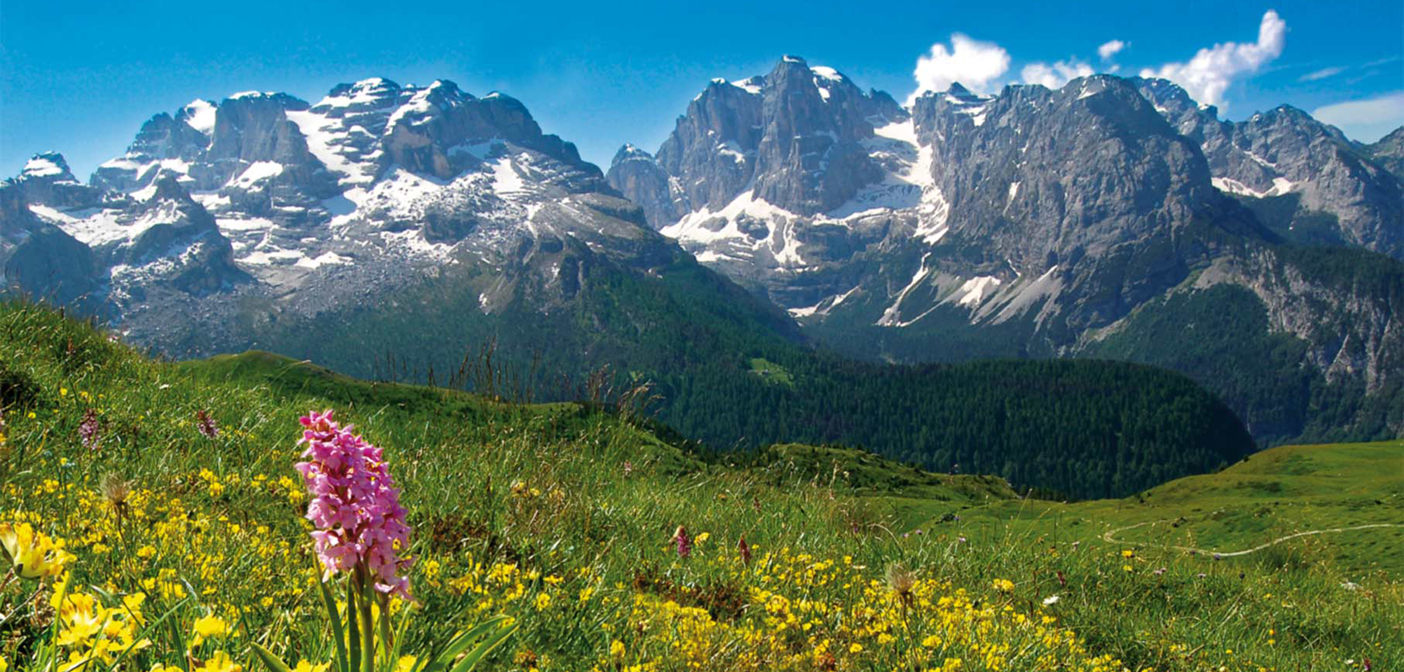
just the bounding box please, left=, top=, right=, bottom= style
left=1134, top=77, right=1401, bottom=259
left=914, top=74, right=1215, bottom=282
left=613, top=56, right=906, bottom=228
left=14, top=152, right=105, bottom=210
left=1366, top=126, right=1404, bottom=180
left=322, top=78, right=401, bottom=105
left=147, top=174, right=197, bottom=205
left=21, top=152, right=77, bottom=182
left=943, top=82, right=980, bottom=101
left=606, top=144, right=675, bottom=230
left=613, top=143, right=652, bottom=163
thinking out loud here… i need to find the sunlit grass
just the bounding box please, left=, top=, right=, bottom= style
left=0, top=300, right=1399, bottom=671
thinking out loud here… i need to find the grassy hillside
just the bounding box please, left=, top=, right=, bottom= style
left=0, top=301, right=1399, bottom=671
left=883, top=441, right=1404, bottom=576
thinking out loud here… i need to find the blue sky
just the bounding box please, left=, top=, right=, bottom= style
left=3, top=0, right=1401, bottom=179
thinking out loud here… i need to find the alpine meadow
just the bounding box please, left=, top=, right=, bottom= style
left=1, top=2, right=1402, bottom=671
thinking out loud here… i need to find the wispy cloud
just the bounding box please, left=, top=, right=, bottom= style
left=1139, top=10, right=1286, bottom=108
left=1299, top=66, right=1346, bottom=82
left=1313, top=91, right=1404, bottom=143
left=1097, top=40, right=1126, bottom=61
left=908, top=34, right=1011, bottom=103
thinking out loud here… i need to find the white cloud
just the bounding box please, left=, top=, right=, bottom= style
left=908, top=34, right=1011, bottom=103
left=1312, top=91, right=1404, bottom=143
left=1138, top=10, right=1286, bottom=107
left=1020, top=60, right=1095, bottom=89
left=1299, top=66, right=1345, bottom=82
left=1097, top=40, right=1126, bottom=61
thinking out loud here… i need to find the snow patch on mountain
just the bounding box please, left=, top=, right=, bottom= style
left=877, top=252, right=935, bottom=327
left=788, top=284, right=861, bottom=319
left=1212, top=176, right=1295, bottom=198
left=234, top=161, right=284, bottom=187
left=987, top=265, right=1062, bottom=325
left=23, top=156, right=67, bottom=178
left=954, top=275, right=1002, bottom=307
left=181, top=100, right=218, bottom=135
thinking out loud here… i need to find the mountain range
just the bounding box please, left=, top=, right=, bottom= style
left=3, top=57, right=1402, bottom=457
left=606, top=56, right=1404, bottom=443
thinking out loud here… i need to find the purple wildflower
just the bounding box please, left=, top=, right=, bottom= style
left=673, top=526, right=692, bottom=559
left=737, top=536, right=752, bottom=565
left=294, top=410, right=412, bottom=600
left=79, top=409, right=101, bottom=450
left=196, top=410, right=219, bottom=439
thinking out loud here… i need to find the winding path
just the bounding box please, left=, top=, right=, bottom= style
left=1100, top=519, right=1404, bottom=557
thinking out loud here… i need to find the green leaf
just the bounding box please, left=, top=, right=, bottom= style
left=423, top=615, right=513, bottom=672
left=320, top=579, right=350, bottom=672
left=250, top=642, right=295, bottom=672
left=447, top=618, right=518, bottom=672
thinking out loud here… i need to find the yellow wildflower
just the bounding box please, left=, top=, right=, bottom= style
left=194, top=651, right=242, bottom=672
left=191, top=613, right=233, bottom=647
left=0, top=522, right=73, bottom=579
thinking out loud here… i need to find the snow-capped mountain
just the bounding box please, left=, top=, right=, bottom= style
left=609, top=58, right=1404, bottom=442
left=1, top=78, right=789, bottom=362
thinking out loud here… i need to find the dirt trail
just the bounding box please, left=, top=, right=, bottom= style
left=1101, top=520, right=1404, bottom=557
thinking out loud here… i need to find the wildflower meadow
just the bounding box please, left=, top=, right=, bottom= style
left=0, top=302, right=1399, bottom=671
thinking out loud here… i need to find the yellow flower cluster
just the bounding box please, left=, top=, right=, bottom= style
left=0, top=521, right=73, bottom=579
left=52, top=572, right=152, bottom=667
left=583, top=546, right=1127, bottom=672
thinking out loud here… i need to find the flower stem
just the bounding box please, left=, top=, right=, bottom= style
left=378, top=590, right=394, bottom=654
left=346, top=578, right=361, bottom=672
left=358, top=568, right=375, bottom=672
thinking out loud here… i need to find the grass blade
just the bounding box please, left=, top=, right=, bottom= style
left=423, top=615, right=513, bottom=672
left=320, top=579, right=350, bottom=672
left=447, top=618, right=518, bottom=672
left=250, top=642, right=295, bottom=672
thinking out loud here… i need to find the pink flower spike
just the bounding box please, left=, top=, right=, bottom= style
left=294, top=410, right=413, bottom=600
